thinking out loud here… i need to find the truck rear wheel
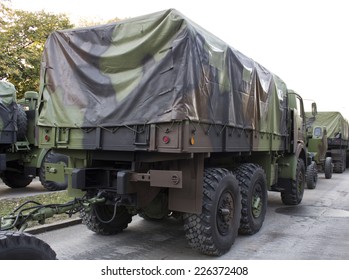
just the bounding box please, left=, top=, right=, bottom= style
left=234, top=163, right=267, bottom=235
left=306, top=161, right=318, bottom=189
left=281, top=159, right=305, bottom=205
left=324, top=157, right=333, bottom=179
left=80, top=203, right=132, bottom=235
left=183, top=168, right=241, bottom=256
left=0, top=231, right=56, bottom=260
left=333, top=150, right=346, bottom=173
left=0, top=163, right=33, bottom=188
left=39, top=150, right=68, bottom=191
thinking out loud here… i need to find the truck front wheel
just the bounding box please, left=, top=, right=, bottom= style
left=306, top=161, right=318, bottom=189
left=234, top=164, right=267, bottom=235
left=281, top=159, right=305, bottom=205
left=324, top=157, right=333, bottom=179
left=80, top=203, right=132, bottom=235
left=183, top=168, right=241, bottom=256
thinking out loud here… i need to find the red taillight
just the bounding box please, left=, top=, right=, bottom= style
left=162, top=135, right=170, bottom=144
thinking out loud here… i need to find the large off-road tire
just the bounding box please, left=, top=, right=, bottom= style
left=183, top=168, right=241, bottom=256
left=39, top=150, right=68, bottom=191
left=281, top=159, right=305, bottom=205
left=0, top=163, right=33, bottom=188
left=306, top=161, right=318, bottom=189
left=333, top=162, right=343, bottom=173
left=16, top=104, right=27, bottom=141
left=333, top=150, right=346, bottom=173
left=0, top=231, right=56, bottom=260
left=324, top=157, right=333, bottom=179
left=234, top=163, right=267, bottom=235
left=80, top=204, right=132, bottom=235
left=138, top=191, right=169, bottom=221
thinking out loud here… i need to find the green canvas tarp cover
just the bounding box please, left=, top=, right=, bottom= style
left=306, top=111, right=349, bottom=140
left=38, top=9, right=288, bottom=135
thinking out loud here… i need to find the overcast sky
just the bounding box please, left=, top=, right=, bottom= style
left=10, top=0, right=349, bottom=119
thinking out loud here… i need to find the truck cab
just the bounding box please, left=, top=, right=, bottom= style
left=287, top=89, right=307, bottom=147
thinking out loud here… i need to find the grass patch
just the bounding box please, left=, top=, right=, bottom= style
left=0, top=191, right=79, bottom=229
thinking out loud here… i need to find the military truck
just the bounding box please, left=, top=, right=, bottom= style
left=0, top=80, right=68, bottom=191
left=305, top=106, right=333, bottom=186
left=303, top=103, right=333, bottom=189
left=0, top=9, right=309, bottom=258
left=306, top=111, right=348, bottom=174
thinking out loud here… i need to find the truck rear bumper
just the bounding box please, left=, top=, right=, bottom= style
left=71, top=168, right=182, bottom=193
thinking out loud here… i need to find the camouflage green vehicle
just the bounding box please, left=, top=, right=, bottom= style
left=305, top=106, right=333, bottom=187
left=0, top=80, right=68, bottom=191
left=0, top=9, right=309, bottom=258
left=306, top=111, right=348, bottom=174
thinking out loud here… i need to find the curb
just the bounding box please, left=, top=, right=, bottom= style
left=26, top=218, right=82, bottom=235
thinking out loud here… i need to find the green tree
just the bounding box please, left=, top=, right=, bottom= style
left=0, top=1, right=73, bottom=98
left=76, top=16, right=121, bottom=28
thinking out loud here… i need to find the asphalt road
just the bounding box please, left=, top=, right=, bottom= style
left=33, top=169, right=349, bottom=260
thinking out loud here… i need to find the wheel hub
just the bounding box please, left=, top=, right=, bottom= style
left=251, top=183, right=263, bottom=218
left=252, top=196, right=262, bottom=218
left=217, top=192, right=234, bottom=235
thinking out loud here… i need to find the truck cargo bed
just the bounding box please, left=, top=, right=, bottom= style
left=39, top=120, right=287, bottom=153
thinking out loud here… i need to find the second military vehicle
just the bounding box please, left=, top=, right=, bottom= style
left=305, top=103, right=333, bottom=188
left=306, top=111, right=348, bottom=174
left=0, top=80, right=68, bottom=191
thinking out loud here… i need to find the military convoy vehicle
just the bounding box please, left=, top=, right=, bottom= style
left=0, top=9, right=311, bottom=259
left=303, top=103, right=333, bottom=189
left=305, top=106, right=333, bottom=186
left=306, top=111, right=348, bottom=174
left=0, top=80, right=68, bottom=191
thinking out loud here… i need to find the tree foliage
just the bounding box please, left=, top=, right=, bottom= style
left=76, top=16, right=121, bottom=28
left=0, top=1, right=73, bottom=98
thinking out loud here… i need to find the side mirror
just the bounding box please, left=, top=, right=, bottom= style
left=311, top=102, right=317, bottom=116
